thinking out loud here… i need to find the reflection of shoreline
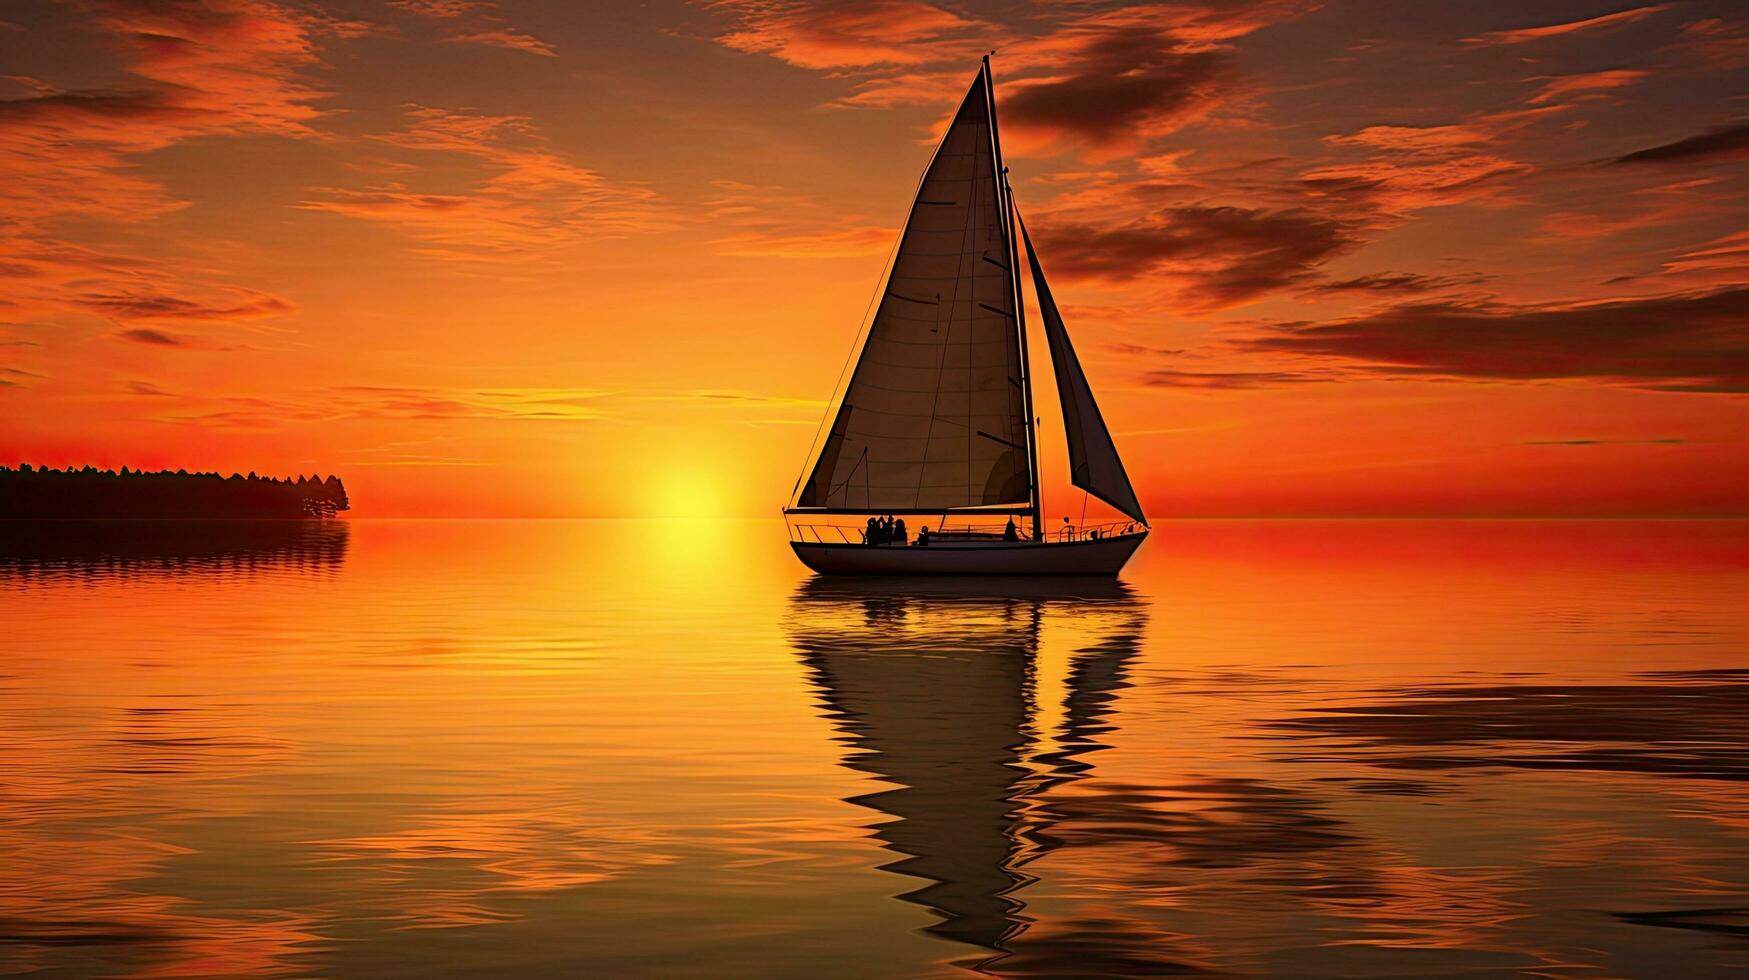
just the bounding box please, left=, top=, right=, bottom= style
left=785, top=581, right=1149, bottom=966
left=0, top=520, right=350, bottom=580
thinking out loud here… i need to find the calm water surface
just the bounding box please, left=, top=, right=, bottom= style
left=2, top=519, right=1746, bottom=978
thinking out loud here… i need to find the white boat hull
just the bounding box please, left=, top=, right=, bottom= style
left=791, top=530, right=1146, bottom=576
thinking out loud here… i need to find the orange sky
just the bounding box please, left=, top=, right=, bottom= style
left=1, top=0, right=1745, bottom=517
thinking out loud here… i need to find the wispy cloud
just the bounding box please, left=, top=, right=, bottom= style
left=706, top=0, right=988, bottom=69
left=387, top=0, right=489, bottom=17
left=1461, top=5, right=1671, bottom=46
left=710, top=226, right=894, bottom=258
left=700, top=179, right=893, bottom=258
left=150, top=384, right=615, bottom=429
left=1525, top=68, right=1649, bottom=105
left=390, top=0, right=556, bottom=55
left=0, top=0, right=337, bottom=226
left=0, top=0, right=333, bottom=334
left=302, top=105, right=669, bottom=260
left=1524, top=437, right=1686, bottom=446
left=446, top=28, right=556, bottom=57
left=1142, top=368, right=1345, bottom=390
left=1308, top=271, right=1494, bottom=296
left=78, top=290, right=295, bottom=323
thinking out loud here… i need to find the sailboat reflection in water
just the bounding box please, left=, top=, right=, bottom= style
left=786, top=579, right=1183, bottom=973
left=785, top=58, right=1146, bottom=576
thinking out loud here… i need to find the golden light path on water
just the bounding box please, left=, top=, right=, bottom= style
left=1, top=519, right=1746, bottom=977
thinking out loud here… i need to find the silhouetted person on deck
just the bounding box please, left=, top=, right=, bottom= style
left=893, top=518, right=907, bottom=545
left=866, top=517, right=880, bottom=545
left=915, top=526, right=930, bottom=547
left=1003, top=518, right=1019, bottom=542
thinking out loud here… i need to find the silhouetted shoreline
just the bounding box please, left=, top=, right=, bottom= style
left=1, top=465, right=349, bottom=519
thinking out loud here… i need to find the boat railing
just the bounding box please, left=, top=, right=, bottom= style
left=1053, top=520, right=1142, bottom=542
left=785, top=518, right=1143, bottom=544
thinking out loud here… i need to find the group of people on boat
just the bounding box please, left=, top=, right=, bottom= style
left=864, top=515, right=908, bottom=546
left=861, top=515, right=1031, bottom=547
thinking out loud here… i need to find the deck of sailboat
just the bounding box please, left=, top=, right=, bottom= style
left=790, top=529, right=1147, bottom=576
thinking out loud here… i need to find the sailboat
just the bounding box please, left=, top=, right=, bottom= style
left=785, top=57, right=1148, bottom=576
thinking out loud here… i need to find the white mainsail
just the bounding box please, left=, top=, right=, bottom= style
left=795, top=64, right=1030, bottom=514
left=1020, top=218, right=1147, bottom=526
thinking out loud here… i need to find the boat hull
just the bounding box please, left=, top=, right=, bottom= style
left=790, top=530, right=1145, bottom=576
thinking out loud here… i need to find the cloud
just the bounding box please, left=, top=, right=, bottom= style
left=1248, top=286, right=1749, bottom=393
left=446, top=28, right=556, bottom=56
left=990, top=3, right=1311, bottom=154
left=1670, top=16, right=1749, bottom=70
left=387, top=0, right=488, bottom=16
left=1523, top=438, right=1685, bottom=446
left=829, top=70, right=967, bottom=109
left=331, top=385, right=610, bottom=421
left=1036, top=206, right=1356, bottom=308
left=1301, top=110, right=1554, bottom=215
left=118, top=328, right=190, bottom=346
left=0, top=365, right=44, bottom=388
left=699, top=178, right=893, bottom=258
left=1142, top=368, right=1343, bottom=389
left=1308, top=271, right=1494, bottom=295
left=0, top=0, right=337, bottom=226
left=0, top=0, right=342, bottom=337
left=1648, top=230, right=1749, bottom=284
left=127, top=379, right=176, bottom=396
left=1461, top=5, right=1670, bottom=46
left=302, top=105, right=668, bottom=259
left=709, top=226, right=894, bottom=258
left=150, top=384, right=615, bottom=429
left=1610, top=124, right=1749, bottom=165
left=707, top=0, right=986, bottom=70
left=76, top=289, right=294, bottom=322
left=386, top=0, right=554, bottom=56
left=703, top=0, right=1310, bottom=160
left=1525, top=68, right=1648, bottom=105
left=1001, top=39, right=1230, bottom=153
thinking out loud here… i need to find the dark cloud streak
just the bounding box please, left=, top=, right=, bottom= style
left=117, top=328, right=188, bottom=347
left=1310, top=271, right=1494, bottom=295
left=1039, top=206, right=1356, bottom=308
left=1003, top=35, right=1230, bottom=148
left=1611, top=124, right=1749, bottom=165
left=1250, top=287, right=1749, bottom=393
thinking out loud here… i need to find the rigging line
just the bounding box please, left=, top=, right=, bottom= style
left=824, top=446, right=868, bottom=502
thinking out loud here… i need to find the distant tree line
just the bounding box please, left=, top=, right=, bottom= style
left=0, top=465, right=350, bottom=519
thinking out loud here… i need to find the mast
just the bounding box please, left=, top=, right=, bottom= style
left=983, top=54, right=1043, bottom=541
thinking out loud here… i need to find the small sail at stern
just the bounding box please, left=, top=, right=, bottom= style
left=1019, top=217, right=1147, bottom=526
